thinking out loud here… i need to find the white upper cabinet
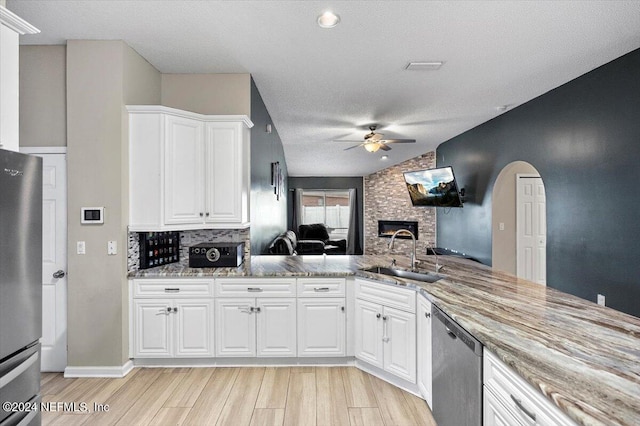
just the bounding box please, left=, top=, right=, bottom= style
left=0, top=6, right=38, bottom=152
left=128, top=105, right=253, bottom=231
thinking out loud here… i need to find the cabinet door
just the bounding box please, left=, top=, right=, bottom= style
left=0, top=24, right=19, bottom=152
left=383, top=306, right=416, bottom=383
left=134, top=300, right=172, bottom=358
left=164, top=115, right=205, bottom=225
left=354, top=299, right=383, bottom=369
left=175, top=300, right=214, bottom=357
left=215, top=298, right=255, bottom=357
left=484, top=386, right=523, bottom=426
left=297, top=298, right=345, bottom=357
left=256, top=298, right=296, bottom=357
left=417, top=298, right=433, bottom=407
left=204, top=122, right=244, bottom=224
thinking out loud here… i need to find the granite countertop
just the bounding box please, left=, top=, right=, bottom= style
left=129, top=254, right=640, bottom=426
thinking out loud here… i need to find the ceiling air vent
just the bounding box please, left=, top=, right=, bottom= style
left=405, top=61, right=444, bottom=71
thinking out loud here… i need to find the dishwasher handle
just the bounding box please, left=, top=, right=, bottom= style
left=433, top=306, right=482, bottom=356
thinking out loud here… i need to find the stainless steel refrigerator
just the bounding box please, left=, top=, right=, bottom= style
left=0, top=149, right=42, bottom=426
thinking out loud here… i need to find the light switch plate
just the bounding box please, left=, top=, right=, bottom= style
left=77, top=241, right=86, bottom=255
left=597, top=294, right=605, bottom=306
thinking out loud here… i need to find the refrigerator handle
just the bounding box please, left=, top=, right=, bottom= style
left=0, top=352, right=39, bottom=390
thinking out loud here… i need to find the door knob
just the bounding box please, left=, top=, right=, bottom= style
left=53, top=270, right=65, bottom=279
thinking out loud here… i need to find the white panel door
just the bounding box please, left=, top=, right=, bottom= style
left=383, top=306, right=416, bottom=383
left=215, top=298, right=255, bottom=357
left=204, top=122, right=242, bottom=223
left=517, top=175, right=547, bottom=285
left=31, top=153, right=67, bottom=372
left=297, top=298, right=345, bottom=357
left=257, top=298, right=296, bottom=357
left=417, top=298, right=433, bottom=408
left=175, top=300, right=214, bottom=357
left=354, top=299, right=383, bottom=369
left=134, top=300, right=172, bottom=358
left=164, top=115, right=204, bottom=225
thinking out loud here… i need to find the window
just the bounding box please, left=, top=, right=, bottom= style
left=301, top=190, right=350, bottom=241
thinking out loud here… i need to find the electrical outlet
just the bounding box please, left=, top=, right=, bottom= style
left=597, top=294, right=605, bottom=306
left=499, top=222, right=505, bottom=231
left=108, top=241, right=117, bottom=255
left=77, top=241, right=86, bottom=255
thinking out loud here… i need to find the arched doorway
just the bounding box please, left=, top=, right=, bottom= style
left=492, top=161, right=547, bottom=285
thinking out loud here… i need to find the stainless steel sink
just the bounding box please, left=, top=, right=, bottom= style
left=362, top=266, right=444, bottom=283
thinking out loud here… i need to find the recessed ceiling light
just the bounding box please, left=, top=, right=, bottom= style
left=405, top=61, right=444, bottom=71
left=317, top=11, right=340, bottom=28
left=381, top=155, right=389, bottom=160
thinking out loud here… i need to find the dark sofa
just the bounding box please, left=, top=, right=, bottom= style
left=267, top=224, right=346, bottom=255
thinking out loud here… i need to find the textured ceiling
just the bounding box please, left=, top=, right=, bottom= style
left=8, top=1, right=640, bottom=176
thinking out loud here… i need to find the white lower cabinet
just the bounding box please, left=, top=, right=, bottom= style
left=483, top=349, right=578, bottom=426
left=134, top=299, right=214, bottom=358
left=354, top=279, right=416, bottom=383
left=417, top=296, right=433, bottom=408
left=298, top=298, right=346, bottom=356
left=215, top=297, right=296, bottom=357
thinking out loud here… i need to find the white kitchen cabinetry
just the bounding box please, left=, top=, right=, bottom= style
left=0, top=7, right=38, bottom=151
left=132, top=279, right=214, bottom=358
left=417, top=296, right=433, bottom=408
left=297, top=278, right=346, bottom=357
left=354, top=278, right=416, bottom=383
left=215, top=278, right=297, bottom=357
left=128, top=105, right=252, bottom=231
left=483, top=349, right=578, bottom=426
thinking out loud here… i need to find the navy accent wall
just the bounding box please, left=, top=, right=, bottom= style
left=250, top=78, right=288, bottom=254
left=437, top=48, right=640, bottom=318
left=288, top=177, right=364, bottom=255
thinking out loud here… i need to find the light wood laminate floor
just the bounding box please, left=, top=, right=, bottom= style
left=40, top=367, right=436, bottom=426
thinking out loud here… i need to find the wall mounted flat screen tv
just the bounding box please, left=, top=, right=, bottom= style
left=403, top=166, right=464, bottom=207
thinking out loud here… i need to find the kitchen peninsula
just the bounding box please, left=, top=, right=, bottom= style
left=129, top=255, right=640, bottom=426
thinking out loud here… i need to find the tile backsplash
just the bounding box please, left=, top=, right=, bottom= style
left=127, top=228, right=251, bottom=273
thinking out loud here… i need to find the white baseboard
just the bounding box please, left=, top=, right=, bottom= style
left=355, top=359, right=422, bottom=398
left=64, top=360, right=134, bottom=378
left=133, top=357, right=356, bottom=368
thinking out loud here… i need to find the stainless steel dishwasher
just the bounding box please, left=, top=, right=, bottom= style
left=432, top=305, right=483, bottom=426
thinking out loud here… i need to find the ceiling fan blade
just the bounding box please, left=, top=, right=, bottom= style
left=380, top=138, right=416, bottom=144
left=334, top=139, right=366, bottom=143
left=343, top=143, right=364, bottom=151
left=379, top=144, right=392, bottom=151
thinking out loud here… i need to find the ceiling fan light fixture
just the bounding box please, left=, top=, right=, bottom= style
left=317, top=11, right=340, bottom=28
left=364, top=142, right=381, bottom=153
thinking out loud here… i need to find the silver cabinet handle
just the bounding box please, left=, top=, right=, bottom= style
left=53, top=270, right=65, bottom=279
left=382, top=315, right=389, bottom=342
left=164, top=288, right=180, bottom=293
left=314, top=287, right=330, bottom=292
left=247, top=287, right=263, bottom=292
left=510, top=395, right=536, bottom=422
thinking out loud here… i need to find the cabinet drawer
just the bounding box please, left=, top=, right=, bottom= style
left=215, top=278, right=296, bottom=297
left=133, top=279, right=213, bottom=297
left=297, top=278, right=346, bottom=297
left=483, top=349, right=577, bottom=426
left=355, top=278, right=415, bottom=313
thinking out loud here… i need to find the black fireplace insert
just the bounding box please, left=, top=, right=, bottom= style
left=378, top=220, right=419, bottom=239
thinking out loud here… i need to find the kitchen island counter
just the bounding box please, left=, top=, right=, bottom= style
left=130, top=254, right=640, bottom=425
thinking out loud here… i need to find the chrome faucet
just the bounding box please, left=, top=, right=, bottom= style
left=388, top=229, right=418, bottom=271
left=428, top=244, right=444, bottom=273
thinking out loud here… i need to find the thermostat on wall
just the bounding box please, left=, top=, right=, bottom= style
left=81, top=207, right=104, bottom=224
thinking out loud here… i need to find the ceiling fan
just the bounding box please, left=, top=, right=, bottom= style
left=336, top=126, right=416, bottom=153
